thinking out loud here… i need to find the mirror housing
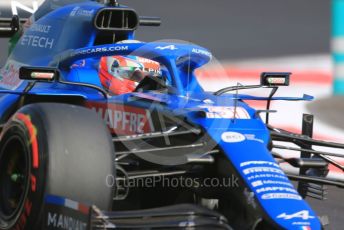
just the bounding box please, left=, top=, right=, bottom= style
left=0, top=15, right=21, bottom=37
left=260, top=72, right=291, bottom=86
left=19, top=67, right=59, bottom=81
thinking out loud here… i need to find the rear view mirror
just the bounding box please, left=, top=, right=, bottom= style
left=19, top=67, right=59, bottom=81
left=260, top=72, right=291, bottom=86
left=0, top=15, right=21, bottom=37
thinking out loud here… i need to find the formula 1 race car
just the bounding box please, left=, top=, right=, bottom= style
left=0, top=0, right=344, bottom=229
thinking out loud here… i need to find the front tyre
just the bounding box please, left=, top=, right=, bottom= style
left=0, top=103, right=115, bottom=230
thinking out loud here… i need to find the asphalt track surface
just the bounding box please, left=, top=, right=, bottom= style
left=0, top=0, right=342, bottom=229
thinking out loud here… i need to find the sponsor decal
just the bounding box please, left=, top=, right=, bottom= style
left=240, top=161, right=279, bottom=168
left=20, top=35, right=55, bottom=49
left=44, top=195, right=89, bottom=230
left=70, top=6, right=80, bottom=16
left=261, top=193, right=302, bottom=200
left=251, top=180, right=263, bottom=187
left=247, top=174, right=289, bottom=181
left=0, top=60, right=23, bottom=89
left=240, top=161, right=298, bottom=200
left=239, top=161, right=300, bottom=202
left=251, top=179, right=294, bottom=187
left=192, top=48, right=212, bottom=58
left=29, top=23, right=52, bottom=33
left=292, top=222, right=311, bottom=226
left=200, top=105, right=250, bottom=119
left=155, top=45, right=178, bottom=50
left=242, top=166, right=284, bottom=175
left=88, top=103, right=155, bottom=135
left=72, top=46, right=129, bottom=56
left=256, top=186, right=297, bottom=194
left=46, top=212, right=87, bottom=230
left=70, top=6, right=95, bottom=17
left=71, top=60, right=86, bottom=69
left=221, top=131, right=246, bottom=143
left=277, top=210, right=315, bottom=220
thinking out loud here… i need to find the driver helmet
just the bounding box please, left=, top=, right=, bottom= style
left=99, top=55, right=161, bottom=95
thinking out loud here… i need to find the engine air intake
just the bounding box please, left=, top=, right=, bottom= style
left=94, top=8, right=139, bottom=31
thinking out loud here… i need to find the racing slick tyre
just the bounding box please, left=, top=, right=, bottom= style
left=0, top=103, right=115, bottom=230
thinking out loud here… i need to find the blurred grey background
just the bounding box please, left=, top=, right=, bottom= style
left=124, top=0, right=330, bottom=59
left=0, top=0, right=330, bottom=65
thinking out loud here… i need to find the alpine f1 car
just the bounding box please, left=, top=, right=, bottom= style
left=0, top=0, right=344, bottom=229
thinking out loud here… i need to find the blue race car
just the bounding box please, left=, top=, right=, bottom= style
left=0, top=0, right=343, bottom=229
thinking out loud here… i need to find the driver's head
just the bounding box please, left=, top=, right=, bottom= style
left=99, top=55, right=161, bottom=95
